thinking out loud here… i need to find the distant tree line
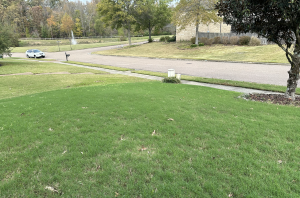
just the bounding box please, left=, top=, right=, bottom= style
left=0, top=0, right=174, bottom=39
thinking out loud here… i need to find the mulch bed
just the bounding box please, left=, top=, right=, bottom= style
left=248, top=93, right=300, bottom=106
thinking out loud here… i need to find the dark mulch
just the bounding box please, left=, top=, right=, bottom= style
left=248, top=93, right=300, bottom=106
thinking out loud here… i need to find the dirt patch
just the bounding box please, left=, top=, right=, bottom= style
left=248, top=93, right=300, bottom=106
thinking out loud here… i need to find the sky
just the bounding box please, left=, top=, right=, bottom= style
left=69, top=0, right=90, bottom=3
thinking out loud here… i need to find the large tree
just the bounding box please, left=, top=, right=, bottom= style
left=97, top=0, right=137, bottom=45
left=216, top=0, right=300, bottom=100
left=0, top=24, right=19, bottom=56
left=135, top=0, right=172, bottom=41
left=173, top=0, right=221, bottom=45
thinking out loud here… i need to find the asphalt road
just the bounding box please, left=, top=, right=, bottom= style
left=12, top=43, right=290, bottom=86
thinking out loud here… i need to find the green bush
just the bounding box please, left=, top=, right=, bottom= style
left=239, top=36, right=251, bottom=45
left=190, top=44, right=198, bottom=47
left=198, top=43, right=204, bottom=46
left=148, top=38, right=153, bottom=43
left=120, top=37, right=127, bottom=41
left=168, top=35, right=176, bottom=42
left=164, top=36, right=170, bottom=42
left=159, top=36, right=166, bottom=42
left=162, top=77, right=181, bottom=84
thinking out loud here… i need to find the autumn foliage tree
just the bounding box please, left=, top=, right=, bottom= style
left=216, top=0, right=300, bottom=100
left=61, top=13, right=74, bottom=37
left=47, top=15, right=56, bottom=38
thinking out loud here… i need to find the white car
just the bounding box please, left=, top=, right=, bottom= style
left=26, top=49, right=45, bottom=58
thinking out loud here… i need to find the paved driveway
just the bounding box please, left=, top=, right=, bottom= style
left=12, top=43, right=290, bottom=86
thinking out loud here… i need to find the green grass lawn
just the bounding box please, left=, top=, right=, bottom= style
left=95, top=42, right=289, bottom=64
left=0, top=59, right=151, bottom=99
left=19, top=36, right=161, bottom=47
left=1, top=82, right=300, bottom=197
left=63, top=61, right=299, bottom=95
left=13, top=36, right=164, bottom=53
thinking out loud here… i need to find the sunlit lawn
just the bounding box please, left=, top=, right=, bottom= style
left=12, top=36, right=165, bottom=53
left=1, top=81, right=300, bottom=197
left=95, top=42, right=289, bottom=64
left=0, top=59, right=151, bottom=100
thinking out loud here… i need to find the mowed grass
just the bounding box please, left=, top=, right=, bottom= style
left=64, top=61, right=134, bottom=71
left=1, top=82, right=300, bottom=197
left=66, top=61, right=299, bottom=94
left=131, top=70, right=300, bottom=95
left=0, top=59, right=151, bottom=99
left=95, top=42, right=289, bottom=64
left=13, top=36, right=164, bottom=53
left=19, top=36, right=163, bottom=47
left=0, top=59, right=107, bottom=75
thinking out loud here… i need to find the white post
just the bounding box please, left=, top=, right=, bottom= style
left=168, top=69, right=175, bottom=77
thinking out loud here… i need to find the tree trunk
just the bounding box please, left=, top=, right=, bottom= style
left=195, top=19, right=199, bottom=45
left=128, top=27, right=131, bottom=46
left=285, top=49, right=300, bottom=100
left=149, top=22, right=151, bottom=41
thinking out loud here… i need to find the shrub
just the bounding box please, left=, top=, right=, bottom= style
left=148, top=38, right=153, bottom=43
left=249, top=36, right=261, bottom=46
left=168, top=35, right=176, bottom=42
left=120, top=37, right=127, bottom=41
left=164, top=36, right=170, bottom=42
left=213, top=37, right=221, bottom=44
left=200, top=37, right=213, bottom=45
left=207, top=38, right=214, bottom=45
left=200, top=37, right=208, bottom=45
left=191, top=37, right=196, bottom=44
left=198, top=43, right=204, bottom=46
left=190, top=44, right=198, bottom=47
left=229, top=36, right=239, bottom=45
left=221, top=36, right=230, bottom=45
left=159, top=36, right=166, bottom=42
left=239, top=36, right=251, bottom=45
left=162, top=77, right=181, bottom=84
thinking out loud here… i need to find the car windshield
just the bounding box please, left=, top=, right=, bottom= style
left=33, top=50, right=41, bottom=53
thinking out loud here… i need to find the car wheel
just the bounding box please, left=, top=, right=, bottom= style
left=26, top=55, right=30, bottom=58
left=34, top=55, right=36, bottom=59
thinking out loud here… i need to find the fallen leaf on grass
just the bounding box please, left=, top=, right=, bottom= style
left=82, top=107, right=88, bottom=109
left=139, top=146, right=147, bottom=151
left=152, top=130, right=156, bottom=136
left=48, top=128, right=53, bottom=131
left=45, top=186, right=58, bottom=193
left=81, top=152, right=83, bottom=154
left=278, top=160, right=283, bottom=164
left=115, top=192, right=119, bottom=197
left=62, top=150, right=67, bottom=154
left=168, top=118, right=174, bottom=121
left=228, top=193, right=233, bottom=197
left=96, top=165, right=101, bottom=171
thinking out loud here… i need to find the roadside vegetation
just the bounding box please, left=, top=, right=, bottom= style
left=95, top=42, right=288, bottom=64
left=66, top=61, right=299, bottom=94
